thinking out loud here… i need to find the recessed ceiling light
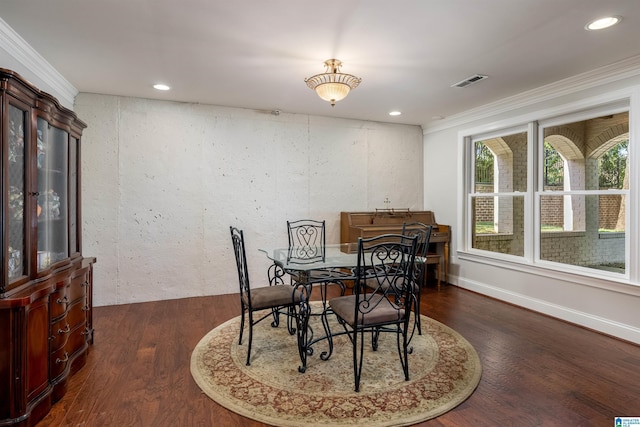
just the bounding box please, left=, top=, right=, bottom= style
left=389, top=111, right=402, bottom=116
left=153, top=83, right=171, bottom=91
left=585, top=16, right=621, bottom=31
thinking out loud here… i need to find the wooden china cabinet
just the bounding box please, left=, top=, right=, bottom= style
left=0, top=68, right=95, bottom=426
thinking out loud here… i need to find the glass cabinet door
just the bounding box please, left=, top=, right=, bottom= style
left=7, top=104, right=28, bottom=282
left=36, top=118, right=69, bottom=271
left=69, top=137, right=79, bottom=256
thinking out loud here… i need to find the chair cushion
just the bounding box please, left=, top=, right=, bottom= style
left=245, top=285, right=301, bottom=310
left=329, top=294, right=405, bottom=327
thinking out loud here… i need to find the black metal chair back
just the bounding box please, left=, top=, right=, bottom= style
left=286, top=219, right=326, bottom=264
left=354, top=234, right=418, bottom=324
left=230, top=226, right=298, bottom=366
left=329, top=233, right=418, bottom=391
left=400, top=222, right=433, bottom=334
left=231, top=226, right=252, bottom=304
left=401, top=222, right=433, bottom=259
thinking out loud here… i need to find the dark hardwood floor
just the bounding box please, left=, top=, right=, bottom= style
left=37, top=283, right=640, bottom=426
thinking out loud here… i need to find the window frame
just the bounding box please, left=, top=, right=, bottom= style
left=458, top=92, right=637, bottom=286
left=466, top=124, right=531, bottom=262
left=535, top=104, right=630, bottom=278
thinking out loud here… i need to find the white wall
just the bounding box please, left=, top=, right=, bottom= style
left=75, top=94, right=424, bottom=306
left=423, top=68, right=640, bottom=344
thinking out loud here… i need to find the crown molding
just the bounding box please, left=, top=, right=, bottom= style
left=423, top=55, right=640, bottom=135
left=0, top=17, right=78, bottom=108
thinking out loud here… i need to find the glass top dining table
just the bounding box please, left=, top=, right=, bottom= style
left=258, top=239, right=421, bottom=374
left=259, top=243, right=360, bottom=373
left=259, top=243, right=360, bottom=272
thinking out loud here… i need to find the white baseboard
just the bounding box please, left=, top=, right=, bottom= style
left=452, top=275, right=640, bottom=345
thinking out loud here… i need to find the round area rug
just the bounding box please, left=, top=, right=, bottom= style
left=191, top=303, right=482, bottom=427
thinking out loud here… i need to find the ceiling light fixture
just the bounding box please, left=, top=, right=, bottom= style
left=305, top=59, right=361, bottom=107
left=585, top=16, right=621, bottom=30
left=389, top=111, right=402, bottom=116
left=153, top=83, right=171, bottom=91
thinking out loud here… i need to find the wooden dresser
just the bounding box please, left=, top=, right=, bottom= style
left=0, top=68, right=95, bottom=426
left=340, top=210, right=450, bottom=282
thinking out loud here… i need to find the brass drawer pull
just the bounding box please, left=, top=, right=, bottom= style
left=56, top=352, right=69, bottom=364
left=56, top=296, right=69, bottom=304
left=58, top=324, right=71, bottom=334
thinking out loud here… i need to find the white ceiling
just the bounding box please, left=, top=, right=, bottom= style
left=2, top=0, right=640, bottom=128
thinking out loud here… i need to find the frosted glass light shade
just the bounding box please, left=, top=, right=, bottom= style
left=315, top=83, right=351, bottom=105
left=305, top=59, right=361, bottom=107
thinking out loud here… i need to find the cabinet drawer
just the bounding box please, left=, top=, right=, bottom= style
left=50, top=286, right=70, bottom=319
left=50, top=344, right=69, bottom=380
left=50, top=317, right=71, bottom=352
left=50, top=324, right=88, bottom=380
left=66, top=324, right=89, bottom=367
left=69, top=268, right=89, bottom=303
left=66, top=299, right=87, bottom=330
left=51, top=301, right=86, bottom=352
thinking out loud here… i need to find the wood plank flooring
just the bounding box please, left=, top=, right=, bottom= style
left=37, top=284, right=640, bottom=426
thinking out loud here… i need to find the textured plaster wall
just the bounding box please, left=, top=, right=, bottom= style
left=74, top=94, right=423, bottom=306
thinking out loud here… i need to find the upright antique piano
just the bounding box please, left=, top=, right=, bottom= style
left=340, top=210, right=451, bottom=284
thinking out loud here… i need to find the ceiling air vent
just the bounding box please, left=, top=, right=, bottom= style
left=451, top=74, right=488, bottom=88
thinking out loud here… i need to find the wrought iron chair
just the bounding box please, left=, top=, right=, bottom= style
left=230, top=226, right=301, bottom=366
left=287, top=219, right=326, bottom=263
left=286, top=219, right=348, bottom=296
left=401, top=222, right=433, bottom=335
left=328, top=233, right=418, bottom=392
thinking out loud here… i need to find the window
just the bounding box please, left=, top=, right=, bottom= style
left=538, top=111, right=628, bottom=273
left=469, top=129, right=527, bottom=257
left=463, top=104, right=630, bottom=278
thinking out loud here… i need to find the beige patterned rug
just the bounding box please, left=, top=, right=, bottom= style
left=190, top=303, right=482, bottom=426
